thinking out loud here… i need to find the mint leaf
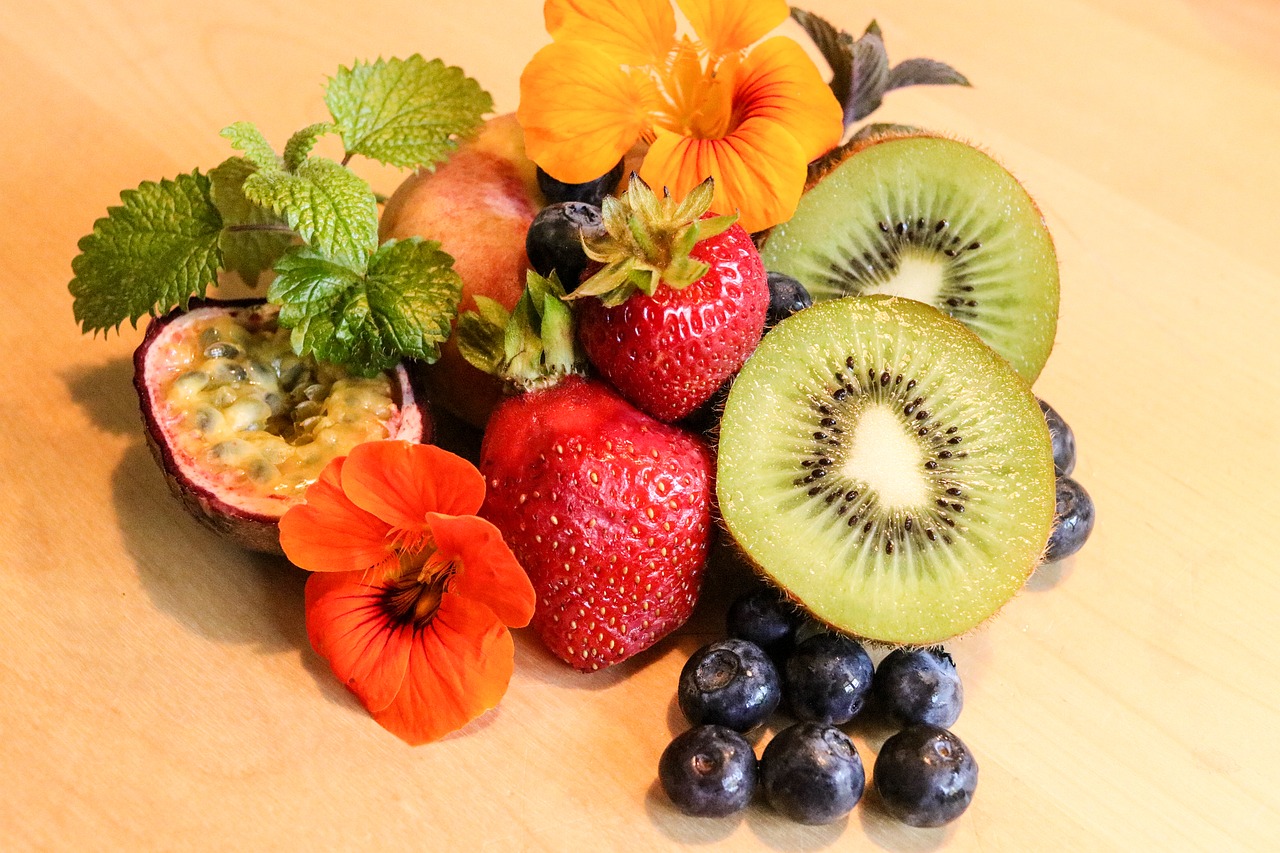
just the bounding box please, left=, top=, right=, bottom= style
left=220, top=122, right=283, bottom=171
left=70, top=171, right=222, bottom=333
left=849, top=23, right=890, bottom=124
left=284, top=123, right=335, bottom=171
left=208, top=157, right=293, bottom=285
left=888, top=58, right=971, bottom=90
left=243, top=157, right=379, bottom=273
left=326, top=55, right=493, bottom=169
left=269, top=238, right=461, bottom=374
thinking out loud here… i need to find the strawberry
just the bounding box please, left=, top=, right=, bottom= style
left=480, top=375, right=712, bottom=671
left=457, top=271, right=713, bottom=672
left=569, top=176, right=769, bottom=423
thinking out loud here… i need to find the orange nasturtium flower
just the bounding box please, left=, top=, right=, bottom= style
left=279, top=441, right=535, bottom=745
left=518, top=0, right=843, bottom=232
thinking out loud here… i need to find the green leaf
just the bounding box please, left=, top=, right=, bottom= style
left=220, top=121, right=283, bottom=171
left=326, top=55, right=493, bottom=169
left=456, top=295, right=510, bottom=377
left=243, top=156, right=379, bottom=273
left=284, top=123, right=336, bottom=171
left=268, top=238, right=461, bottom=374
left=208, top=157, right=294, bottom=285
left=790, top=8, right=852, bottom=114
left=70, top=171, right=223, bottom=333
left=888, top=58, right=971, bottom=90
left=849, top=26, right=890, bottom=123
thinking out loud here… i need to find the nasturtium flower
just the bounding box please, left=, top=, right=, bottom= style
left=518, top=0, right=843, bottom=232
left=279, top=441, right=535, bottom=745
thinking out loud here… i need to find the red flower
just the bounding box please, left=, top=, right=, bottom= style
left=279, top=441, right=535, bottom=745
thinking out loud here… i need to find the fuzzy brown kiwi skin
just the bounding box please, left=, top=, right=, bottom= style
left=133, top=299, right=431, bottom=556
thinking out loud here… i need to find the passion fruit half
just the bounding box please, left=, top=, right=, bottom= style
left=134, top=299, right=430, bottom=554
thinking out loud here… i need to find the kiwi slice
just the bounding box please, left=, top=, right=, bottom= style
left=760, top=134, right=1058, bottom=382
left=716, top=296, right=1055, bottom=645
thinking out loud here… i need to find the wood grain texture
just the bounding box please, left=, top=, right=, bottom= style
left=2, top=1, right=1278, bottom=849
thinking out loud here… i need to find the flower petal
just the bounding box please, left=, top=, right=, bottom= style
left=640, top=120, right=807, bottom=232
left=305, top=570, right=412, bottom=714
left=279, top=457, right=394, bottom=573
left=519, top=41, right=653, bottom=184
left=372, top=594, right=516, bottom=745
left=340, top=442, right=486, bottom=532
left=676, top=0, right=787, bottom=55
left=735, top=37, right=844, bottom=161
left=545, top=0, right=676, bottom=66
left=427, top=513, right=535, bottom=628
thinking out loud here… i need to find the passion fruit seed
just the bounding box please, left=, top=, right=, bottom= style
left=158, top=313, right=396, bottom=498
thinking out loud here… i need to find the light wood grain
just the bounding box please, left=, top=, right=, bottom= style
left=3, top=1, right=1279, bottom=849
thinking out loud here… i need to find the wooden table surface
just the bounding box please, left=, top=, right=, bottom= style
left=4, top=0, right=1279, bottom=849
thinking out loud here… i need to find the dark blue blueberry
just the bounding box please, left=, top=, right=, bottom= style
left=679, top=639, right=782, bottom=732
left=764, top=272, right=813, bottom=331
left=536, top=160, right=625, bottom=207
left=874, top=647, right=963, bottom=727
left=784, top=632, right=874, bottom=725
left=726, top=588, right=802, bottom=661
left=1037, top=398, right=1076, bottom=476
left=1045, top=476, right=1095, bottom=562
left=874, top=725, right=978, bottom=827
left=760, top=723, right=864, bottom=824
left=659, top=725, right=758, bottom=817
left=525, top=202, right=605, bottom=290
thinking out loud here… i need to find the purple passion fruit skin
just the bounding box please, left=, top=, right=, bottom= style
left=134, top=299, right=430, bottom=555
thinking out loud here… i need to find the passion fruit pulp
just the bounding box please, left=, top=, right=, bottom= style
left=134, top=300, right=430, bottom=554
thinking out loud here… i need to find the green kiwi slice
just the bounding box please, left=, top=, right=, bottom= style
left=760, top=134, right=1059, bottom=382
left=717, top=295, right=1055, bottom=644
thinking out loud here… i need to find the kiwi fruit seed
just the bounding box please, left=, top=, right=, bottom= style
left=760, top=134, right=1059, bottom=382
left=716, top=295, right=1055, bottom=645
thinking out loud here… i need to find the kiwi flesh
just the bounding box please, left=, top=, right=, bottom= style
left=716, top=295, right=1055, bottom=645
left=760, top=134, right=1059, bottom=383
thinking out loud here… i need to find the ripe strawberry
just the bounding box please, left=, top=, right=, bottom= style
left=480, top=375, right=712, bottom=671
left=457, top=270, right=713, bottom=672
left=570, top=176, right=769, bottom=423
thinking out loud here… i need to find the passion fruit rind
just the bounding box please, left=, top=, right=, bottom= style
left=134, top=299, right=431, bottom=555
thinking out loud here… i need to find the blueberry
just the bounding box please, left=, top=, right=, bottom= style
left=760, top=723, right=864, bottom=824
left=874, top=648, right=963, bottom=727
left=764, top=272, right=813, bottom=331
left=679, top=639, right=781, bottom=732
left=784, top=632, right=874, bottom=725
left=525, top=202, right=605, bottom=290
left=536, top=160, right=625, bottom=207
left=726, top=588, right=802, bottom=661
left=874, top=725, right=978, bottom=827
left=1037, top=398, right=1076, bottom=476
left=1045, top=475, right=1095, bottom=562
left=659, top=725, right=758, bottom=817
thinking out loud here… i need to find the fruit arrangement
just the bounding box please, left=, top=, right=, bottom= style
left=66, top=0, right=1096, bottom=834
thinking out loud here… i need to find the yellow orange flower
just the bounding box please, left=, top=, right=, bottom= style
left=518, top=0, right=843, bottom=232
left=279, top=441, right=535, bottom=745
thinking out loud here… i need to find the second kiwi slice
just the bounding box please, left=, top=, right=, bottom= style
left=717, top=296, right=1055, bottom=645
left=760, top=134, right=1059, bottom=382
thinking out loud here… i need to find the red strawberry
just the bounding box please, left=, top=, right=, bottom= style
left=456, top=270, right=713, bottom=672
left=570, top=176, right=769, bottom=423
left=479, top=375, right=712, bottom=671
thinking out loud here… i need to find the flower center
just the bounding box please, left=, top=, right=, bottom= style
left=380, top=543, right=457, bottom=629
left=649, top=38, right=739, bottom=140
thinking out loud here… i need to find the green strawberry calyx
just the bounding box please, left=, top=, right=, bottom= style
left=568, top=175, right=738, bottom=308
left=456, top=270, right=586, bottom=393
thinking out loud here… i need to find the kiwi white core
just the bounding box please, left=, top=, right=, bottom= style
left=857, top=246, right=946, bottom=306
left=841, top=404, right=928, bottom=507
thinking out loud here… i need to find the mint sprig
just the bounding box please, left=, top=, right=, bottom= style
left=70, top=172, right=222, bottom=333
left=790, top=9, right=970, bottom=130
left=69, top=56, right=491, bottom=374
left=269, top=239, right=461, bottom=375
left=326, top=55, right=493, bottom=168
